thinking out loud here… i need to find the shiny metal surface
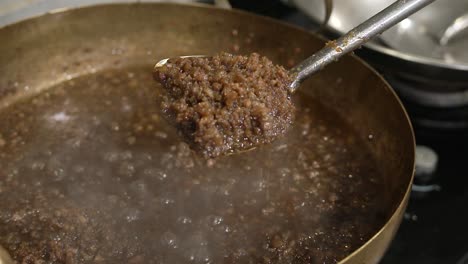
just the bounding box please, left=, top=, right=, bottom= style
left=382, top=2, right=468, bottom=65
left=290, top=0, right=468, bottom=109
left=288, top=0, right=435, bottom=92
left=318, top=0, right=333, bottom=31
left=0, top=3, right=415, bottom=263
left=281, top=0, right=333, bottom=32
left=440, top=13, right=468, bottom=46
left=291, top=0, right=468, bottom=70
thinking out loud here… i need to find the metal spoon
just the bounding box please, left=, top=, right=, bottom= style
left=155, top=0, right=436, bottom=93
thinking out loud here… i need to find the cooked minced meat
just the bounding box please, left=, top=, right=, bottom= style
left=153, top=53, right=295, bottom=158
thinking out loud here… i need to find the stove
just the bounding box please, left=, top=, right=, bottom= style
left=229, top=0, right=468, bottom=263
left=386, top=129, right=468, bottom=264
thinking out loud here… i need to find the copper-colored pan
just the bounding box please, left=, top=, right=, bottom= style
left=0, top=3, right=414, bottom=264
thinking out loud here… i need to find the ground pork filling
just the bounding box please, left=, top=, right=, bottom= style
left=153, top=53, right=295, bottom=158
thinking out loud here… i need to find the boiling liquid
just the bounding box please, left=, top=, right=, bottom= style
left=0, top=67, right=387, bottom=264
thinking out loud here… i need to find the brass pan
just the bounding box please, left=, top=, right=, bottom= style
left=0, top=3, right=415, bottom=263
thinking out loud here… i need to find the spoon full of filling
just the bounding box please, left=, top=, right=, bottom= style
left=154, top=53, right=293, bottom=158
left=153, top=0, right=435, bottom=158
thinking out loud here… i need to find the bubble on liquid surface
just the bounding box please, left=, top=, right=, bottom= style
left=185, top=247, right=211, bottom=264
left=161, top=231, right=179, bottom=249
left=0, top=66, right=387, bottom=264
left=206, top=215, right=223, bottom=226
left=125, top=209, right=141, bottom=223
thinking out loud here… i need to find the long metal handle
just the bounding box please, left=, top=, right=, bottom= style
left=289, top=0, right=436, bottom=92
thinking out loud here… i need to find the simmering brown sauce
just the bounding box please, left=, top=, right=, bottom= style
left=0, top=66, right=387, bottom=263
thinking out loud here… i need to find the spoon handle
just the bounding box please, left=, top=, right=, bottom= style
left=289, top=0, right=436, bottom=92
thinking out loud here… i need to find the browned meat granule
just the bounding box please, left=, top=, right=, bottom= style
left=153, top=52, right=295, bottom=158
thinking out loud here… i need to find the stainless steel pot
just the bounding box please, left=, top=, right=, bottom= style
left=288, top=0, right=468, bottom=110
